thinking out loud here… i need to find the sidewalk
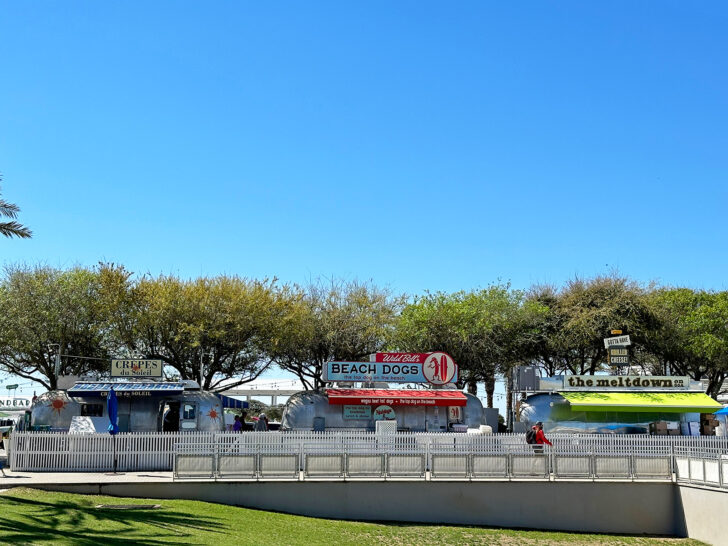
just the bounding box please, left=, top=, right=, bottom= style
left=0, top=445, right=173, bottom=488
left=0, top=468, right=173, bottom=488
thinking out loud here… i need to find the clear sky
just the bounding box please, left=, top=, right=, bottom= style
left=1, top=3, right=727, bottom=409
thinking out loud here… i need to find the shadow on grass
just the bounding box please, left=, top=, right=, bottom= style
left=0, top=492, right=226, bottom=544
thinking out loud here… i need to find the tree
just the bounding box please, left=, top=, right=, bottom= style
left=0, top=265, right=110, bottom=389
left=395, top=285, right=544, bottom=408
left=112, top=274, right=284, bottom=391
left=545, top=274, right=655, bottom=375
left=268, top=279, right=404, bottom=390
left=0, top=176, right=32, bottom=239
left=524, top=285, right=570, bottom=376
left=645, top=288, right=728, bottom=398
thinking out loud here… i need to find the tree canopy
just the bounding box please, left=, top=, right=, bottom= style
left=396, top=284, right=545, bottom=407
left=267, top=279, right=404, bottom=389
left=0, top=264, right=726, bottom=403
left=0, top=265, right=110, bottom=389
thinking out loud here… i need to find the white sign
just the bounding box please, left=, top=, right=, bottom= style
left=604, top=335, right=631, bottom=348
left=563, top=375, right=690, bottom=390
left=0, top=397, right=32, bottom=409
left=448, top=406, right=462, bottom=422
left=111, top=359, right=163, bottom=378
left=422, top=353, right=458, bottom=385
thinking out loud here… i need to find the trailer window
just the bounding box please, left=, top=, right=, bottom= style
left=182, top=403, right=196, bottom=420
left=81, top=404, right=103, bottom=417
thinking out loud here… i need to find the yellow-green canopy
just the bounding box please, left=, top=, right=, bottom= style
left=560, top=391, right=721, bottom=413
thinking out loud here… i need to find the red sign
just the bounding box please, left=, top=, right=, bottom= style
left=375, top=353, right=429, bottom=363
left=374, top=352, right=458, bottom=384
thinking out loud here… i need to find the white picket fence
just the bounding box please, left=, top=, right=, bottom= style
left=9, top=431, right=728, bottom=478
left=9, top=432, right=212, bottom=472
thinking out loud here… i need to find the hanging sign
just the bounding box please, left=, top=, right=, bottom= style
left=323, top=352, right=457, bottom=384
left=608, top=347, right=630, bottom=366
left=111, top=359, right=163, bottom=378
left=603, top=335, right=631, bottom=349
left=372, top=405, right=396, bottom=420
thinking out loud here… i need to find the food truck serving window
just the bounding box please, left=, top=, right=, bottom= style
left=182, top=403, right=196, bottom=420
left=80, top=404, right=103, bottom=417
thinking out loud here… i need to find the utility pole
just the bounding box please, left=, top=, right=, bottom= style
left=200, top=351, right=212, bottom=389
left=49, top=343, right=62, bottom=382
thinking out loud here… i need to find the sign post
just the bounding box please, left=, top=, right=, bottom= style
left=604, top=333, right=631, bottom=373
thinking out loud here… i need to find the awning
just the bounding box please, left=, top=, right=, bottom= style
left=561, top=391, right=722, bottom=413
left=216, top=394, right=249, bottom=410
left=68, top=382, right=185, bottom=397
left=326, top=389, right=467, bottom=407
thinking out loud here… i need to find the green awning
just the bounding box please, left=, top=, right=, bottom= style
left=560, top=391, right=722, bottom=413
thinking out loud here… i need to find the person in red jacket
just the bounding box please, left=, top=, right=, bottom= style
left=532, top=421, right=552, bottom=453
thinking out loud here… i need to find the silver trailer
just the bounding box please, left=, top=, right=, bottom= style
left=29, top=382, right=241, bottom=433
left=281, top=389, right=486, bottom=432
left=518, top=392, right=700, bottom=434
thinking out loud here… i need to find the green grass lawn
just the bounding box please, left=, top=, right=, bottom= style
left=0, top=487, right=706, bottom=546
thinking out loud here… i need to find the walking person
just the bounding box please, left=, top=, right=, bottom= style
left=232, top=414, right=243, bottom=432
left=527, top=421, right=552, bottom=454
left=254, top=413, right=268, bottom=432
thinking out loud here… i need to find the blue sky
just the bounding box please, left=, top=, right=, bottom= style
left=1, top=2, right=727, bottom=295
left=1, top=3, right=727, bottom=407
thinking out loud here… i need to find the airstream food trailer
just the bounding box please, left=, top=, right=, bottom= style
left=281, top=388, right=485, bottom=431
left=517, top=373, right=722, bottom=435
left=281, top=352, right=492, bottom=432
left=29, top=381, right=247, bottom=433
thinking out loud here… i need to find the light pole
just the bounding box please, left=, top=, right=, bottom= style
left=200, top=351, right=213, bottom=389
left=6, top=383, right=18, bottom=403
left=48, top=343, right=62, bottom=379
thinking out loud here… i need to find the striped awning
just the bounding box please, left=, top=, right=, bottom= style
left=68, top=382, right=185, bottom=397
left=216, top=394, right=249, bottom=410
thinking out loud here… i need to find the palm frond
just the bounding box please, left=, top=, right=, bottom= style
left=0, top=221, right=32, bottom=239
left=0, top=199, right=20, bottom=219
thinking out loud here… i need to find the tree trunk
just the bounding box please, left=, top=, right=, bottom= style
left=467, top=379, right=478, bottom=396
left=485, top=376, right=495, bottom=408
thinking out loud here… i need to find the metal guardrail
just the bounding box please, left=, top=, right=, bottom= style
left=171, top=432, right=727, bottom=482
left=674, top=446, right=728, bottom=489
left=10, top=431, right=728, bottom=485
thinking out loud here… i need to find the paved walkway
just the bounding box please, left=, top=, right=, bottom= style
left=0, top=469, right=173, bottom=488
left=0, top=446, right=172, bottom=487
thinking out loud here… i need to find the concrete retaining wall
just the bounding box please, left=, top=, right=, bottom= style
left=40, top=480, right=682, bottom=537
left=676, top=485, right=728, bottom=546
